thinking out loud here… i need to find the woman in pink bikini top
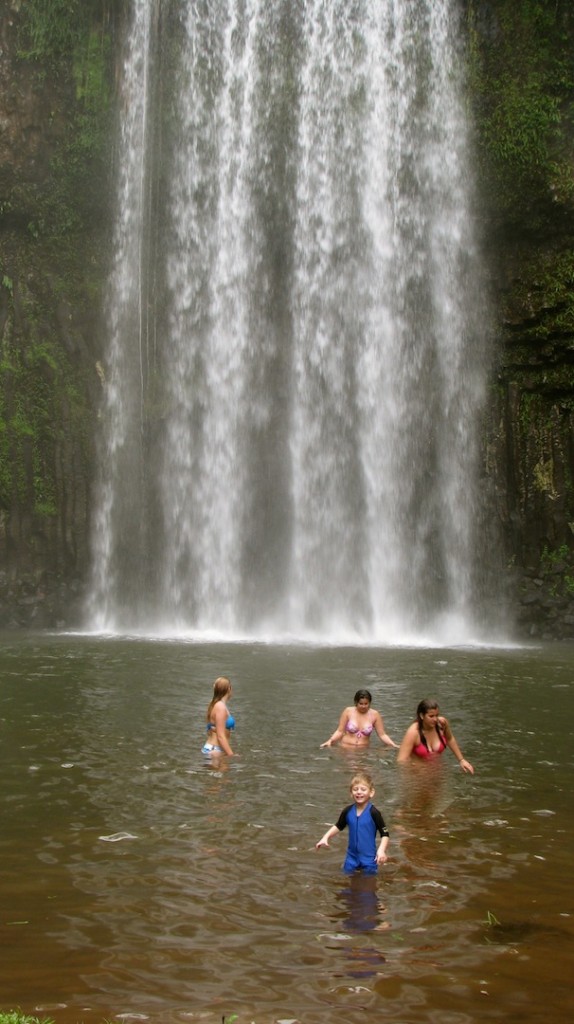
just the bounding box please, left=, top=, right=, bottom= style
left=396, top=699, right=474, bottom=773
left=320, top=689, right=398, bottom=750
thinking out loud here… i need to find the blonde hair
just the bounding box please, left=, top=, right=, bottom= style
left=206, top=676, right=232, bottom=722
left=350, top=771, right=374, bottom=791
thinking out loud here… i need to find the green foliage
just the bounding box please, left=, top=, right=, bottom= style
left=8, top=0, right=125, bottom=554
left=538, top=545, right=574, bottom=599
left=18, top=4, right=113, bottom=239
left=482, top=76, right=560, bottom=171
left=40, top=124, right=111, bottom=238
left=468, top=0, right=574, bottom=220
left=502, top=251, right=574, bottom=416
left=74, top=26, right=111, bottom=108
left=0, top=1015, right=54, bottom=1024
left=564, top=575, right=574, bottom=594
left=0, top=297, right=89, bottom=520
left=19, top=0, right=90, bottom=63
left=0, top=4, right=109, bottom=543
left=542, top=543, right=570, bottom=566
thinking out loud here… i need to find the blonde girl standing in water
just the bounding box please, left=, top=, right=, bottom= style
left=202, top=676, right=237, bottom=757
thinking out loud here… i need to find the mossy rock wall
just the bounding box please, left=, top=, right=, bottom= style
left=469, top=0, right=574, bottom=634
left=0, top=1, right=114, bottom=625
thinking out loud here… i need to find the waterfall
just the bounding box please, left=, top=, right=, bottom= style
left=89, top=0, right=157, bottom=632
left=88, top=0, right=498, bottom=643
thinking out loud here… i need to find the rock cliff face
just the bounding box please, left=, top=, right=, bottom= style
left=1, top=0, right=573, bottom=637
left=0, top=1, right=112, bottom=626
left=468, top=0, right=574, bottom=636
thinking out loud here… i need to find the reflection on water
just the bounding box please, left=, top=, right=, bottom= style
left=0, top=635, right=573, bottom=1023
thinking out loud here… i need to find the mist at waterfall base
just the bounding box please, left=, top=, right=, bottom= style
left=87, top=0, right=504, bottom=645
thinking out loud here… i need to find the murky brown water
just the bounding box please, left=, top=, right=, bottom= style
left=1, top=634, right=573, bottom=1023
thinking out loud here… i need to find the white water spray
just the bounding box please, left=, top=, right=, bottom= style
left=88, top=0, right=496, bottom=643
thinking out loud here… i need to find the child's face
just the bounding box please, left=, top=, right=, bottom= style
left=351, top=780, right=374, bottom=806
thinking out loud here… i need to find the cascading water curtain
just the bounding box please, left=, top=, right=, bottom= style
left=88, top=0, right=156, bottom=631
left=88, top=0, right=499, bottom=643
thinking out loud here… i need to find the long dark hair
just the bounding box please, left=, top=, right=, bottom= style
left=416, top=698, right=443, bottom=747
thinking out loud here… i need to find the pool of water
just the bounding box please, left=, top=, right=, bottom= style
left=0, top=634, right=572, bottom=1023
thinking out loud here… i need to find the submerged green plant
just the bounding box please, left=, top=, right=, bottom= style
left=484, top=910, right=501, bottom=927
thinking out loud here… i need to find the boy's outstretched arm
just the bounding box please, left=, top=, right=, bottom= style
left=316, top=825, right=340, bottom=849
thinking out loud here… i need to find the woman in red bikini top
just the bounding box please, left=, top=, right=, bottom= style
left=396, top=699, right=474, bottom=773
left=320, top=688, right=398, bottom=750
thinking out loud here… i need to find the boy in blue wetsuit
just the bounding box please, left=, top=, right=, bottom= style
left=316, top=771, right=389, bottom=875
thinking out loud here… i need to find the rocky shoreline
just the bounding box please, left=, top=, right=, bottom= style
left=0, top=573, right=86, bottom=632
left=512, top=561, right=574, bottom=642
